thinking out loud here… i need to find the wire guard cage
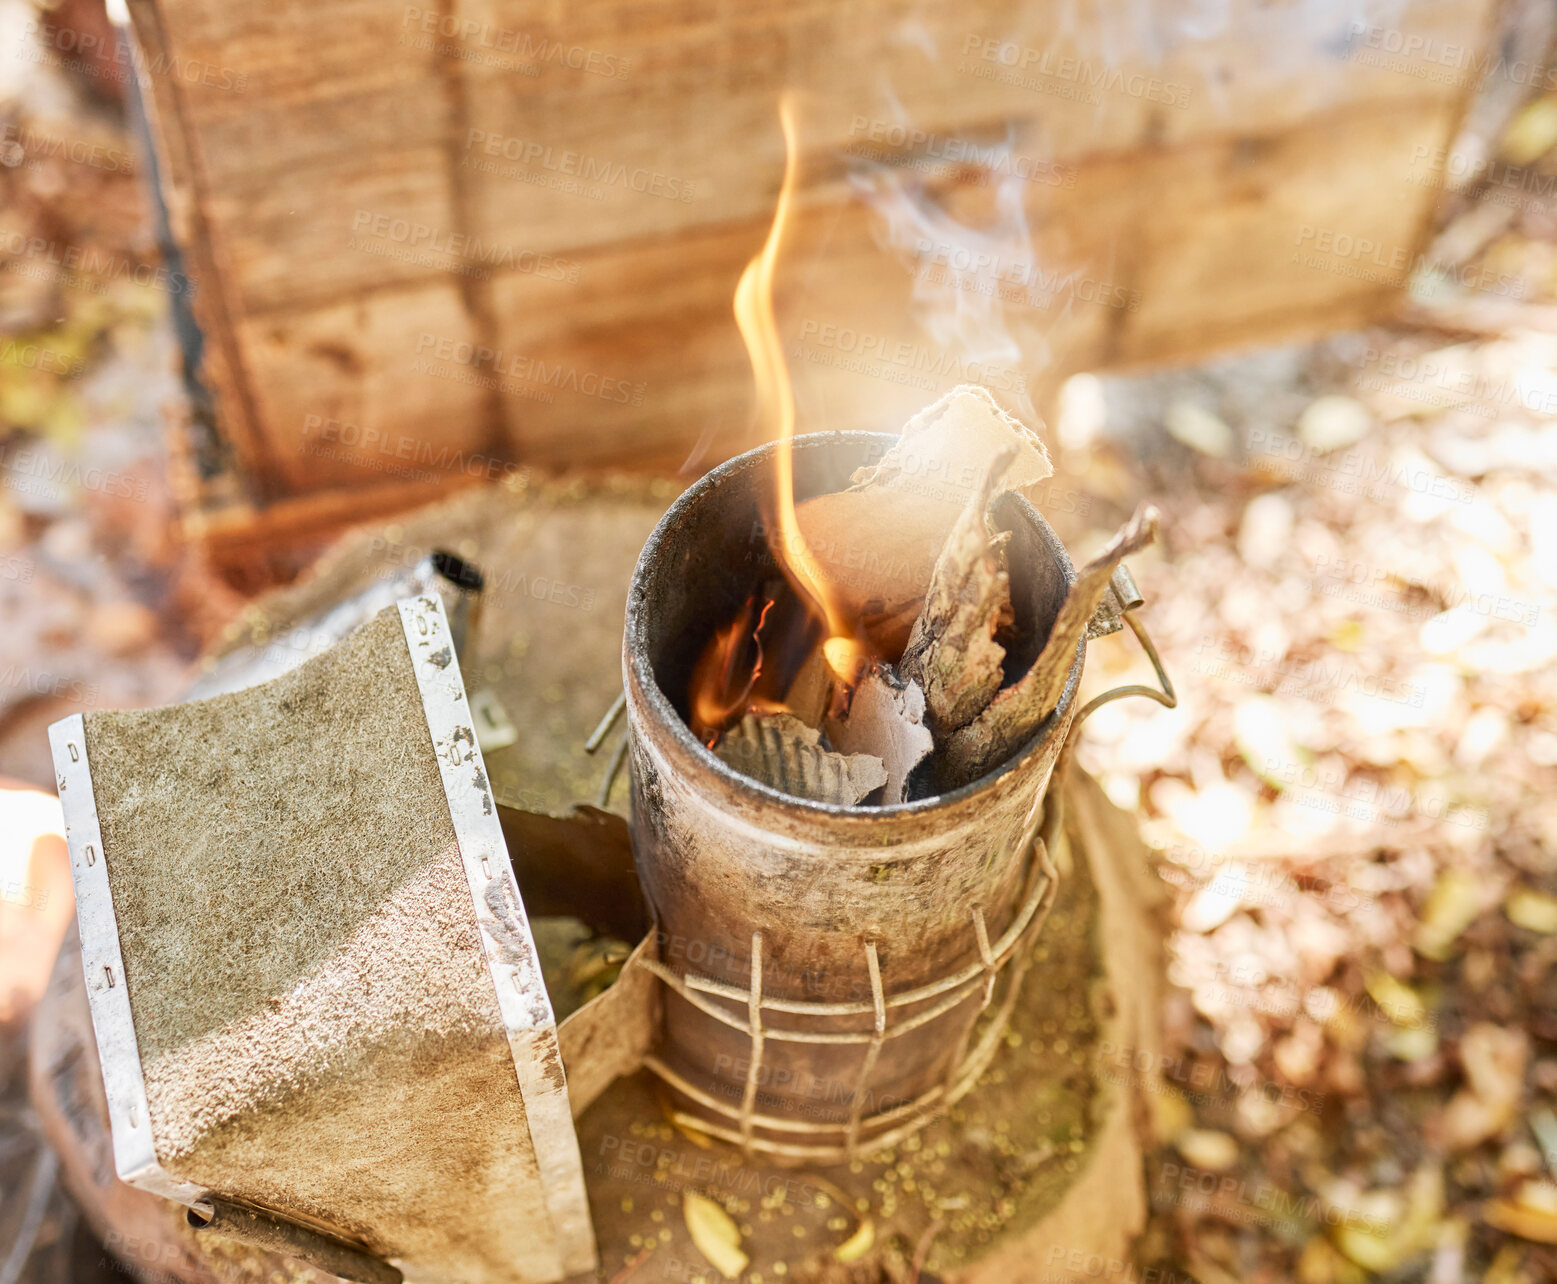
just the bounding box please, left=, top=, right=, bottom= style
left=639, top=831, right=1061, bottom=1163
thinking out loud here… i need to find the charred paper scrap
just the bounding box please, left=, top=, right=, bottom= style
left=716, top=710, right=888, bottom=805
left=825, top=663, right=934, bottom=804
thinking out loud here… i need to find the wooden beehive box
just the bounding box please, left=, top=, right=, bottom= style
left=124, top=0, right=1496, bottom=566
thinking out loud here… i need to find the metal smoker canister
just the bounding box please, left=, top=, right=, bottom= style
left=623, top=432, right=1084, bottom=1161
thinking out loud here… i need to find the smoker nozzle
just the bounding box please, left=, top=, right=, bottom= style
left=189, top=1197, right=403, bottom=1284
left=184, top=549, right=486, bottom=701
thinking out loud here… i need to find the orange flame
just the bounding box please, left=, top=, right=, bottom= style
left=689, top=596, right=773, bottom=744
left=733, top=94, right=866, bottom=686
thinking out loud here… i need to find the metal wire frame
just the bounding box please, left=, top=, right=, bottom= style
left=641, top=832, right=1060, bottom=1162
left=635, top=601, right=1175, bottom=1162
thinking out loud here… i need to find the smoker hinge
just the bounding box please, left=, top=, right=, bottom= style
left=1085, top=564, right=1145, bottom=640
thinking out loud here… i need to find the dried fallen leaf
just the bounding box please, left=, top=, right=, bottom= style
left=1180, top=865, right=1250, bottom=933
left=1415, top=868, right=1494, bottom=961
left=1507, top=888, right=1557, bottom=934
left=1165, top=398, right=1235, bottom=458
left=899, top=449, right=1014, bottom=732
left=1364, top=972, right=1426, bottom=1028
left=825, top=666, right=934, bottom=804
left=1331, top=1167, right=1442, bottom=1273
left=942, top=504, right=1159, bottom=786
left=657, top=1094, right=714, bottom=1149
left=1531, top=1106, right=1557, bottom=1175
left=1297, top=395, right=1372, bottom=454
left=1502, top=94, right=1557, bottom=166
left=1387, top=1025, right=1440, bottom=1063
left=1441, top=1024, right=1528, bottom=1150
left=1485, top=1181, right=1557, bottom=1244
left=716, top=712, right=887, bottom=805
left=1148, top=1089, right=1195, bottom=1145
left=1237, top=492, right=1295, bottom=571
left=1484, top=1243, right=1535, bottom=1284
left=683, top=1191, right=749, bottom=1279
left=1333, top=1222, right=1398, bottom=1273
left=833, top=1217, right=875, bottom=1263
left=1297, top=1237, right=1367, bottom=1284
left=1233, top=696, right=1305, bottom=789
left=1175, top=1128, right=1240, bottom=1173
left=1462, top=1024, right=1528, bottom=1114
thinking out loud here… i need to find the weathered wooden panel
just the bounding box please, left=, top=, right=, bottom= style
left=237, top=280, right=495, bottom=492
left=124, top=0, right=1498, bottom=554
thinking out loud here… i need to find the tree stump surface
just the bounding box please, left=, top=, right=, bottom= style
left=31, top=481, right=1165, bottom=1283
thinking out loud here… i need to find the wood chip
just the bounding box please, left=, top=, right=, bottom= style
left=899, top=449, right=1015, bottom=733
left=825, top=665, right=934, bottom=804
left=942, top=504, right=1158, bottom=786
left=715, top=712, right=887, bottom=805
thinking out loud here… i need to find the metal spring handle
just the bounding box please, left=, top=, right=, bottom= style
left=1041, top=562, right=1176, bottom=852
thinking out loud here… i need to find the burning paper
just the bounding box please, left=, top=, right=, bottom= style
left=694, top=382, right=1123, bottom=806
left=715, top=712, right=888, bottom=805
left=824, top=665, right=935, bottom=804
left=698, top=96, right=1151, bottom=807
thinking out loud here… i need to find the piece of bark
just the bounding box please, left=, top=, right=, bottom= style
left=849, top=384, right=1054, bottom=505
left=942, top=505, right=1159, bottom=786
left=825, top=665, right=935, bottom=804
left=715, top=712, right=887, bottom=804
left=899, top=449, right=1015, bottom=733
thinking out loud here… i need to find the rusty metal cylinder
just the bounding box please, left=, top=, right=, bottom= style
left=624, top=432, right=1082, bottom=1155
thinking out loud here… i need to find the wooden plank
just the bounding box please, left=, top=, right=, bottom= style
left=237, top=279, right=495, bottom=493
left=123, top=0, right=1498, bottom=534
left=125, top=0, right=274, bottom=491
